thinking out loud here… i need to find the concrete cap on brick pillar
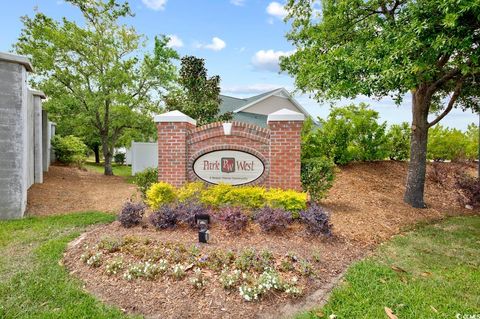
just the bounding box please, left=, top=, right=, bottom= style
left=29, top=88, right=46, bottom=99
left=267, top=108, right=305, bottom=122
left=154, top=110, right=197, bottom=125
left=0, top=52, right=33, bottom=72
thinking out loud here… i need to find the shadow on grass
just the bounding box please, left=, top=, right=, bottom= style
left=297, top=215, right=480, bottom=319
left=0, top=212, right=139, bottom=319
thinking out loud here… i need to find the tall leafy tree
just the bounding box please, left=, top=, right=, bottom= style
left=16, top=0, right=178, bottom=175
left=165, top=56, right=232, bottom=125
left=282, top=0, right=480, bottom=207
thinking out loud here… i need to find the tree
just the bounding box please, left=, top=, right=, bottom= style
left=165, top=56, right=232, bottom=125
left=16, top=0, right=178, bottom=175
left=282, top=0, right=480, bottom=207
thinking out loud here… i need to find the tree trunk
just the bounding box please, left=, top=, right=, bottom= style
left=93, top=144, right=100, bottom=164
left=404, top=85, right=431, bottom=208
left=101, top=138, right=114, bottom=176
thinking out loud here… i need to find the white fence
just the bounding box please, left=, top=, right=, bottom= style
left=130, top=142, right=157, bottom=175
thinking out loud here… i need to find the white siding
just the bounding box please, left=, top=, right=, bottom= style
left=240, top=96, right=301, bottom=115
left=131, top=142, right=158, bottom=175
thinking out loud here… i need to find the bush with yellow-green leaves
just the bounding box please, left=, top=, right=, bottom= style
left=145, top=182, right=307, bottom=217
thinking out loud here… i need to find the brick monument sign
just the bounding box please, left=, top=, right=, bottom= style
left=154, top=109, right=304, bottom=190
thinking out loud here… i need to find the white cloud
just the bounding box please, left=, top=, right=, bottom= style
left=142, top=0, right=167, bottom=11
left=266, top=2, right=287, bottom=19
left=230, top=0, right=245, bottom=6
left=196, top=37, right=226, bottom=51
left=222, top=83, right=285, bottom=95
left=251, top=49, right=294, bottom=72
left=166, top=35, right=183, bottom=48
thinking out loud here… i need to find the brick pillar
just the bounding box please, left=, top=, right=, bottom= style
left=155, top=111, right=196, bottom=187
left=268, top=109, right=305, bottom=191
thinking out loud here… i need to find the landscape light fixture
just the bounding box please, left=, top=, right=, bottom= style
left=195, top=213, right=211, bottom=243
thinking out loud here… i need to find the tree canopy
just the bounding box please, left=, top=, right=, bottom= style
left=165, top=55, right=232, bottom=125
left=282, top=0, right=480, bottom=207
left=16, top=0, right=178, bottom=175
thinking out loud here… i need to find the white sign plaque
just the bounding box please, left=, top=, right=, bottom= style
left=193, top=150, right=265, bottom=185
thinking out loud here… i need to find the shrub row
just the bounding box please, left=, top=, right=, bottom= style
left=145, top=182, right=308, bottom=216
left=303, top=104, right=479, bottom=164
left=118, top=200, right=332, bottom=237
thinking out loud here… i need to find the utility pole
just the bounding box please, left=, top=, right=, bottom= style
left=478, top=111, right=479, bottom=178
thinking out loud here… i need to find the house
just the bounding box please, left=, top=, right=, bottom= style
left=219, top=88, right=311, bottom=127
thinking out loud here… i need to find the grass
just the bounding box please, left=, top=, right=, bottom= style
left=297, top=216, right=480, bottom=319
left=0, top=212, right=139, bottom=319
left=84, top=161, right=134, bottom=183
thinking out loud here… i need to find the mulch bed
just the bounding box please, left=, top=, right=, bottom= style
left=59, top=161, right=478, bottom=318
left=27, top=164, right=139, bottom=216
left=64, top=221, right=365, bottom=319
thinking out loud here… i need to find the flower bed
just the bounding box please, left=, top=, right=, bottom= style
left=80, top=235, right=307, bottom=301
left=64, top=221, right=364, bottom=319
left=64, top=182, right=349, bottom=318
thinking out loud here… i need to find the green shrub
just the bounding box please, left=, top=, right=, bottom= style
left=386, top=122, right=410, bottom=160
left=199, top=183, right=306, bottom=216
left=114, top=152, right=125, bottom=164
left=266, top=189, right=307, bottom=218
left=223, top=186, right=267, bottom=210
left=134, top=167, right=158, bottom=198
left=177, top=181, right=206, bottom=202
left=146, top=181, right=308, bottom=216
left=465, top=123, right=479, bottom=161
left=200, top=184, right=235, bottom=207
left=427, top=125, right=468, bottom=161
left=51, top=135, right=87, bottom=165
left=146, top=182, right=176, bottom=209
left=301, top=157, right=335, bottom=202
left=302, top=103, right=389, bottom=165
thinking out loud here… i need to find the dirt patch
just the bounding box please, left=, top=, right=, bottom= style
left=64, top=222, right=365, bottom=319
left=27, top=164, right=138, bottom=216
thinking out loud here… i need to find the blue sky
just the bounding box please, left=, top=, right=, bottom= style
left=0, top=0, right=477, bottom=130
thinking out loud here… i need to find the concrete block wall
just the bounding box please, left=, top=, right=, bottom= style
left=0, top=52, right=47, bottom=220
left=0, top=53, right=32, bottom=219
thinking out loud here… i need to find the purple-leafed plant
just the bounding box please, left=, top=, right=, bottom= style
left=254, top=207, right=291, bottom=233
left=149, top=205, right=179, bottom=229
left=299, top=202, right=332, bottom=237
left=176, top=201, right=209, bottom=228
left=455, top=174, right=480, bottom=207
left=218, top=206, right=249, bottom=234
left=118, top=201, right=146, bottom=228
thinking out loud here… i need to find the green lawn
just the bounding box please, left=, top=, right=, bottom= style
left=0, top=212, right=138, bottom=319
left=297, top=216, right=480, bottom=319
left=84, top=161, right=134, bottom=183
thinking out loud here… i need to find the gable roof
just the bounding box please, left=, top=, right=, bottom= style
left=219, top=88, right=310, bottom=117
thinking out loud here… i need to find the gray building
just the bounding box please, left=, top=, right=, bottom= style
left=0, top=52, right=53, bottom=219
left=219, top=88, right=311, bottom=127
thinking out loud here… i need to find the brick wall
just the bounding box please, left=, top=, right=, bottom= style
left=156, top=112, right=303, bottom=190
left=157, top=121, right=195, bottom=187
left=268, top=121, right=303, bottom=191
left=186, top=122, right=270, bottom=186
